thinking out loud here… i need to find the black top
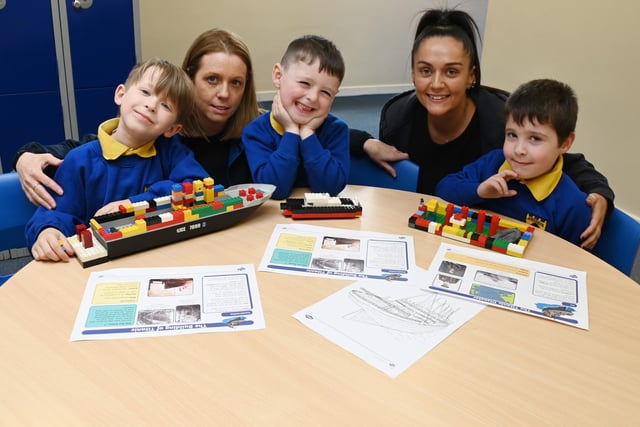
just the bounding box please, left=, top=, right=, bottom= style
left=180, top=135, right=251, bottom=187
left=409, top=110, right=483, bottom=195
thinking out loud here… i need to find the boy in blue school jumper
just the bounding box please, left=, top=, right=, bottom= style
left=26, top=58, right=209, bottom=262
left=242, top=35, right=349, bottom=199
left=435, top=79, right=592, bottom=246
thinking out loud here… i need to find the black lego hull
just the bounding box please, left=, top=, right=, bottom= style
left=101, top=201, right=266, bottom=260
left=80, top=183, right=275, bottom=265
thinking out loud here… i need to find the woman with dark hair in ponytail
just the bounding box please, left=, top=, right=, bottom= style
left=350, top=8, right=613, bottom=248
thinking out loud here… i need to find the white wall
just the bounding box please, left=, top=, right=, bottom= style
left=138, top=0, right=487, bottom=98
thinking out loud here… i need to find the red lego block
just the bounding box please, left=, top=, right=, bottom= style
left=76, top=224, right=87, bottom=239
left=81, top=229, right=93, bottom=248
left=476, top=210, right=486, bottom=233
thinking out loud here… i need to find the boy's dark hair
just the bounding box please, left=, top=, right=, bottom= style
left=505, top=79, right=578, bottom=143
left=280, top=35, right=345, bottom=83
left=413, top=9, right=482, bottom=92
left=126, top=57, right=194, bottom=126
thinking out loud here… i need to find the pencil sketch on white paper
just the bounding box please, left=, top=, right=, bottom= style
left=345, top=287, right=458, bottom=333
left=293, top=270, right=485, bottom=378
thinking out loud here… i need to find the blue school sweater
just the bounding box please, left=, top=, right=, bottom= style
left=435, top=149, right=591, bottom=246
left=25, top=119, right=208, bottom=247
left=242, top=112, right=349, bottom=199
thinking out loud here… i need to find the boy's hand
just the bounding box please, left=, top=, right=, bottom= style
left=16, top=152, right=64, bottom=209
left=271, top=92, right=298, bottom=134
left=477, top=170, right=519, bottom=199
left=95, top=199, right=130, bottom=217
left=300, top=113, right=327, bottom=140
left=31, top=227, right=75, bottom=262
left=579, top=193, right=607, bottom=249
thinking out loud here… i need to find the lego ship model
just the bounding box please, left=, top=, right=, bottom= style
left=409, top=198, right=534, bottom=257
left=69, top=179, right=275, bottom=267
left=280, top=192, right=362, bottom=219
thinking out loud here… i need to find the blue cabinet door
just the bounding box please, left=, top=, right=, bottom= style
left=0, top=0, right=137, bottom=173
left=0, top=1, right=65, bottom=172
left=66, top=0, right=137, bottom=137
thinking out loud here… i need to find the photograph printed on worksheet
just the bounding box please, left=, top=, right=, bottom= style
left=427, top=243, right=589, bottom=329
left=259, top=223, right=417, bottom=281
left=70, top=264, right=265, bottom=341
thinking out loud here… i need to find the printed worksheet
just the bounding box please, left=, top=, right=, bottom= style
left=293, top=268, right=485, bottom=378
left=259, top=223, right=416, bottom=281
left=70, top=264, right=265, bottom=341
left=427, top=243, right=589, bottom=329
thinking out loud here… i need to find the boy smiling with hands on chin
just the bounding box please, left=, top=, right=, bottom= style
left=242, top=35, right=349, bottom=200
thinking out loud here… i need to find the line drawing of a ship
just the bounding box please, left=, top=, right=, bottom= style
left=347, top=287, right=458, bottom=333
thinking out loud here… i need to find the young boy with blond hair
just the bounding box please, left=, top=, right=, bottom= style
left=26, top=58, right=208, bottom=261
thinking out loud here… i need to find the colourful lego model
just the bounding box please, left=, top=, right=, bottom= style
left=408, top=198, right=534, bottom=257
left=280, top=193, right=362, bottom=219
left=70, top=180, right=275, bottom=267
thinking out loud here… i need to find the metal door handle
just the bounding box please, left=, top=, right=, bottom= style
left=73, top=0, right=93, bottom=9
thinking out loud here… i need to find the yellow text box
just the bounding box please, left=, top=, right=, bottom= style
left=92, top=281, right=140, bottom=305
left=276, top=233, right=317, bottom=252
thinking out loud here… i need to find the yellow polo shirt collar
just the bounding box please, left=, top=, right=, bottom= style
left=270, top=112, right=285, bottom=136
left=98, top=118, right=157, bottom=160
left=499, top=155, right=564, bottom=202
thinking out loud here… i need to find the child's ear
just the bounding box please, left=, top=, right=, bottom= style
left=163, top=124, right=183, bottom=138
left=559, top=132, right=576, bottom=153
left=114, top=84, right=126, bottom=106
left=272, top=63, right=283, bottom=89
